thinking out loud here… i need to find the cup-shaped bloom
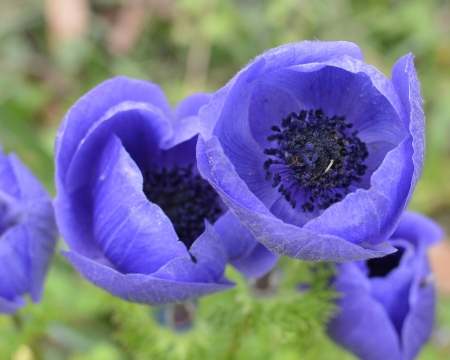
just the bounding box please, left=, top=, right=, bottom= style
left=53, top=76, right=275, bottom=305
left=197, top=41, right=424, bottom=261
left=0, top=148, right=57, bottom=314
left=327, top=212, right=442, bottom=360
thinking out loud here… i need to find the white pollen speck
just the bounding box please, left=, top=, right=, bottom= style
left=99, top=174, right=106, bottom=181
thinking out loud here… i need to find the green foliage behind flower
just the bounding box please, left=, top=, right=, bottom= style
left=1, top=0, right=450, bottom=359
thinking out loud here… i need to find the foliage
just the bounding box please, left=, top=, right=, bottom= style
left=113, top=262, right=340, bottom=360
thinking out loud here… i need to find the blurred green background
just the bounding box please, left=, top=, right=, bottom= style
left=1, top=0, right=450, bottom=359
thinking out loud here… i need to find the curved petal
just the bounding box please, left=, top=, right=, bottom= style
left=201, top=57, right=267, bottom=140
left=255, top=41, right=364, bottom=75
left=54, top=104, right=173, bottom=258
left=327, top=263, right=402, bottom=360
left=214, top=211, right=278, bottom=278
left=0, top=154, right=57, bottom=306
left=255, top=63, right=406, bottom=149
left=170, top=92, right=213, bottom=149
left=64, top=251, right=233, bottom=305
left=160, top=93, right=214, bottom=169
left=199, top=41, right=363, bottom=140
left=392, top=54, right=425, bottom=205
left=0, top=225, right=31, bottom=301
left=175, top=93, right=214, bottom=120
left=152, top=221, right=228, bottom=283
left=370, top=239, right=415, bottom=335
left=402, top=252, right=435, bottom=359
left=0, top=191, right=22, bottom=236
left=391, top=211, right=444, bottom=248
left=93, top=134, right=188, bottom=274
left=0, top=154, right=21, bottom=199
left=230, top=243, right=278, bottom=279
left=214, top=211, right=260, bottom=261
left=25, top=200, right=57, bottom=302
left=6, top=155, right=57, bottom=302
left=55, top=77, right=172, bottom=185
left=197, top=135, right=396, bottom=261
left=0, top=296, right=26, bottom=314
left=66, top=102, right=173, bottom=193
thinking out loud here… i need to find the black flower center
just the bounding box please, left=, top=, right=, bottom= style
left=142, top=164, right=222, bottom=250
left=367, top=246, right=405, bottom=277
left=263, top=109, right=368, bottom=213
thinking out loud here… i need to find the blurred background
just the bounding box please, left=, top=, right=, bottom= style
left=0, top=0, right=450, bottom=359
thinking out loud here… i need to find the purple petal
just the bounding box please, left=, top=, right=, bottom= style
left=391, top=211, right=444, bottom=248
left=255, top=63, right=406, bottom=148
left=402, top=253, right=435, bottom=359
left=92, top=134, right=188, bottom=274
left=327, top=263, right=402, bottom=360
left=6, top=155, right=57, bottom=302
left=64, top=251, right=233, bottom=305
left=214, top=211, right=278, bottom=278
left=199, top=41, right=363, bottom=141
left=152, top=221, right=228, bottom=283
left=0, top=296, right=26, bottom=315
left=392, top=54, right=426, bottom=205
left=160, top=93, right=213, bottom=169
left=55, top=77, right=172, bottom=186
left=0, top=225, right=31, bottom=301
left=0, top=153, right=57, bottom=308
left=255, top=41, right=364, bottom=75
left=65, top=103, right=173, bottom=193
left=370, top=239, right=415, bottom=335
left=54, top=105, right=174, bottom=259
left=230, top=243, right=278, bottom=279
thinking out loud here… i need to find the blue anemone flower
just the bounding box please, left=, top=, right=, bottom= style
left=54, top=77, right=275, bottom=305
left=0, top=148, right=57, bottom=314
left=327, top=212, right=442, bottom=360
left=197, top=41, right=424, bottom=261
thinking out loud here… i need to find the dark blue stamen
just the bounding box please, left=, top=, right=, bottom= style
left=143, top=164, right=222, bottom=251
left=263, top=109, right=368, bottom=213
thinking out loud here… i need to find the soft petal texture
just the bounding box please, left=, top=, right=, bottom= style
left=327, top=212, right=441, bottom=360
left=198, top=40, right=424, bottom=261
left=327, top=262, right=402, bottom=360
left=392, top=54, right=425, bottom=203
left=214, top=211, right=279, bottom=278
left=0, top=152, right=57, bottom=314
left=63, top=222, right=232, bottom=305
left=54, top=77, right=237, bottom=304
left=92, top=135, right=188, bottom=274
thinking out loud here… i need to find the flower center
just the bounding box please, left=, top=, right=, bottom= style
left=142, top=164, right=222, bottom=250
left=263, top=109, right=368, bottom=213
